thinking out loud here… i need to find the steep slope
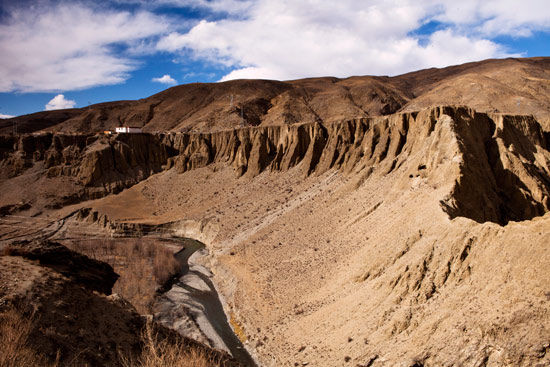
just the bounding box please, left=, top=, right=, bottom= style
left=0, top=133, right=171, bottom=213
left=2, top=57, right=550, bottom=134
left=0, top=240, right=239, bottom=366
left=2, top=107, right=548, bottom=225
left=38, top=106, right=548, bottom=366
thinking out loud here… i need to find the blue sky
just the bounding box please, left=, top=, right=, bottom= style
left=0, top=0, right=549, bottom=118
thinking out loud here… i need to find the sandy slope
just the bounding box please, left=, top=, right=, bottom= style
left=75, top=107, right=550, bottom=366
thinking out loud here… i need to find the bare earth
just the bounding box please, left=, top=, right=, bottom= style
left=1, top=58, right=549, bottom=367
left=76, top=108, right=550, bottom=366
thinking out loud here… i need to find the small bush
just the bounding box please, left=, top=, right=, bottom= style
left=153, top=249, right=181, bottom=285
left=65, top=238, right=181, bottom=314
left=121, top=324, right=214, bottom=367
left=0, top=309, right=54, bottom=367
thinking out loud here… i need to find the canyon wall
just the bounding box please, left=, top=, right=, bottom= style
left=1, top=106, right=549, bottom=224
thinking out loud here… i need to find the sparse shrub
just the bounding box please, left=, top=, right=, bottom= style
left=0, top=309, right=54, bottom=367
left=65, top=238, right=181, bottom=314
left=153, top=248, right=180, bottom=285
left=121, top=323, right=214, bottom=367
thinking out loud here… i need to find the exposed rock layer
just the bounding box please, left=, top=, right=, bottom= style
left=1, top=106, right=549, bottom=225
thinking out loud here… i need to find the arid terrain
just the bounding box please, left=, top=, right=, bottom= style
left=2, top=57, right=550, bottom=135
left=1, top=57, right=549, bottom=367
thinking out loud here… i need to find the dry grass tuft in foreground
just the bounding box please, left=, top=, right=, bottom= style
left=0, top=309, right=54, bottom=367
left=0, top=308, right=220, bottom=367
left=121, top=323, right=216, bottom=367
left=66, top=238, right=180, bottom=314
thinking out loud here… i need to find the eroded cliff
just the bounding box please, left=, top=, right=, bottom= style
left=1, top=106, right=549, bottom=225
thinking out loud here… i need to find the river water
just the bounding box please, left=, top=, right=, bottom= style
left=155, top=237, right=257, bottom=367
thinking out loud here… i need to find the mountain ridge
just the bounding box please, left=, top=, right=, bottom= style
left=2, top=57, right=550, bottom=134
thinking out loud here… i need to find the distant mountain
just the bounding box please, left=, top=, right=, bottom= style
left=2, top=57, right=550, bottom=134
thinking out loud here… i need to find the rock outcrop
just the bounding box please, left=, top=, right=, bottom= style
left=162, top=106, right=550, bottom=224
left=1, top=106, right=549, bottom=224
left=0, top=133, right=170, bottom=209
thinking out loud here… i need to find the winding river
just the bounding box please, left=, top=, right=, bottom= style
left=155, top=237, right=257, bottom=367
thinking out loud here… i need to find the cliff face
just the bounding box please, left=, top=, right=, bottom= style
left=1, top=106, right=549, bottom=224
left=162, top=106, right=550, bottom=224
left=0, top=133, right=169, bottom=207
left=440, top=109, right=550, bottom=224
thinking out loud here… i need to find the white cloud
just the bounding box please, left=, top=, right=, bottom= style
left=157, top=0, right=546, bottom=81
left=2, top=0, right=548, bottom=95
left=152, top=74, right=177, bottom=84
left=45, top=94, right=77, bottom=111
left=0, top=2, right=171, bottom=92
left=433, top=0, right=550, bottom=37
left=0, top=114, right=15, bottom=119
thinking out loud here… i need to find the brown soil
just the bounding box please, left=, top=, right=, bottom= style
left=0, top=241, right=241, bottom=367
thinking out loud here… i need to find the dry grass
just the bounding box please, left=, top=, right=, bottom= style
left=121, top=324, right=215, bottom=367
left=0, top=308, right=214, bottom=367
left=66, top=238, right=180, bottom=314
left=229, top=313, right=247, bottom=344
left=0, top=309, right=54, bottom=367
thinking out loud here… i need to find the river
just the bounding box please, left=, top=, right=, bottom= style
left=155, top=237, right=257, bottom=367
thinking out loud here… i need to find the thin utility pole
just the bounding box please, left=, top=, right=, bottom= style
left=241, top=106, right=245, bottom=127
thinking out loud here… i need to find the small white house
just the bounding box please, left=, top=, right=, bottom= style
left=115, top=127, right=142, bottom=133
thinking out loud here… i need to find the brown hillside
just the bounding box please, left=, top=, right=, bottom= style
left=2, top=57, right=550, bottom=134
left=1, top=106, right=549, bottom=365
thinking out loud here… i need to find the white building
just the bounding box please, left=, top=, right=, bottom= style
left=115, top=127, right=142, bottom=133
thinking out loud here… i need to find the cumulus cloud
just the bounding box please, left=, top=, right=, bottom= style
left=0, top=2, right=170, bottom=92
left=45, top=94, right=77, bottom=111
left=2, top=0, right=548, bottom=94
left=157, top=0, right=548, bottom=80
left=152, top=74, right=178, bottom=84
left=433, top=0, right=550, bottom=37
left=0, top=114, right=15, bottom=119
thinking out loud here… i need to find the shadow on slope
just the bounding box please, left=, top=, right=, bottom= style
left=438, top=107, right=550, bottom=225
